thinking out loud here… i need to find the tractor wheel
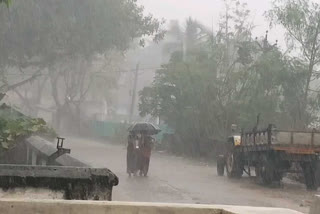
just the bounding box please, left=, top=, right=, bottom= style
left=315, top=161, right=320, bottom=188
left=217, top=156, right=225, bottom=176
left=226, top=152, right=242, bottom=178
left=256, top=155, right=280, bottom=186
left=302, top=162, right=318, bottom=191
left=256, top=162, right=273, bottom=185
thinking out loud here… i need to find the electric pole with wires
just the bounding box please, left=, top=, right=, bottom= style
left=129, top=63, right=139, bottom=123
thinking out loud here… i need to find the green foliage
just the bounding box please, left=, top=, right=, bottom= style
left=267, top=0, right=320, bottom=127
left=139, top=1, right=311, bottom=156
left=0, top=117, right=57, bottom=150
left=0, top=0, right=163, bottom=62
left=140, top=46, right=295, bottom=155
left=0, top=0, right=165, bottom=132
left=0, top=0, right=164, bottom=93
left=0, top=0, right=11, bottom=7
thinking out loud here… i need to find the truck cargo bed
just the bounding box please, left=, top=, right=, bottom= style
left=241, top=125, right=320, bottom=154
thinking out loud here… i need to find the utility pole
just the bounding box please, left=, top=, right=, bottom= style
left=129, top=63, right=139, bottom=123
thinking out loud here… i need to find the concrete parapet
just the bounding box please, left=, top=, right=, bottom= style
left=26, top=136, right=87, bottom=167
left=0, top=199, right=303, bottom=214
left=309, top=195, right=320, bottom=214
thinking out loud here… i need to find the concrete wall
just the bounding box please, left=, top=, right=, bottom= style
left=0, top=136, right=87, bottom=167
left=309, top=195, right=320, bottom=214
left=0, top=200, right=303, bottom=214
left=25, top=136, right=87, bottom=167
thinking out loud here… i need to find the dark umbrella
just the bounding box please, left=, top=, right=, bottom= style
left=128, top=122, right=161, bottom=135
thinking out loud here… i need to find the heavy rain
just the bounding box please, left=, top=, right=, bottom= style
left=0, top=0, right=319, bottom=214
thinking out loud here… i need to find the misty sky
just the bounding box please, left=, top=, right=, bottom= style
left=139, top=0, right=283, bottom=47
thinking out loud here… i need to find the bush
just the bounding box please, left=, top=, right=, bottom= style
left=0, top=117, right=57, bottom=150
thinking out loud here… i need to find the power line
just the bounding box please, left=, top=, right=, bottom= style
left=129, top=63, right=139, bottom=123
left=2, top=66, right=163, bottom=77
left=93, top=66, right=162, bottom=74
left=2, top=73, right=48, bottom=76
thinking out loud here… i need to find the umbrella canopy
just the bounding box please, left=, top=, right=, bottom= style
left=128, top=122, right=161, bottom=135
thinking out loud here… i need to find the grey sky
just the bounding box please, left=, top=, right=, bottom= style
left=139, top=0, right=283, bottom=47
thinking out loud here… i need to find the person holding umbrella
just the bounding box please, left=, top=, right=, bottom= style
left=139, top=134, right=154, bottom=176
left=127, top=123, right=160, bottom=177
left=127, top=133, right=137, bottom=176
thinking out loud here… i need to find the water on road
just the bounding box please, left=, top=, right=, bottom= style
left=65, top=137, right=318, bottom=213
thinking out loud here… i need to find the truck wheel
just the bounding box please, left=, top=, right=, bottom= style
left=302, top=162, right=318, bottom=190
left=256, top=155, right=277, bottom=185
left=315, top=161, right=320, bottom=188
left=256, top=163, right=272, bottom=185
left=217, top=156, right=225, bottom=176
left=226, top=152, right=242, bottom=178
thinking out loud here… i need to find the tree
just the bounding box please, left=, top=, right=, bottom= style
left=0, top=0, right=11, bottom=7
left=267, top=0, right=320, bottom=127
left=139, top=2, right=294, bottom=156
left=0, top=0, right=164, bottom=131
left=0, top=0, right=164, bottom=91
left=162, top=20, right=183, bottom=56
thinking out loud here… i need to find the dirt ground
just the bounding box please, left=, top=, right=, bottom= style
left=65, top=137, right=319, bottom=213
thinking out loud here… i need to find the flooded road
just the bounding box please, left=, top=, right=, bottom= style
left=66, top=137, right=318, bottom=213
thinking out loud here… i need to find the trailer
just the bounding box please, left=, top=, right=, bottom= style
left=217, top=124, right=320, bottom=190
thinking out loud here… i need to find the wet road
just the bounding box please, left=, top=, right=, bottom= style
left=66, top=137, right=318, bottom=213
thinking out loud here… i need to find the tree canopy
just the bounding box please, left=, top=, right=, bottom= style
left=0, top=0, right=10, bottom=7
left=139, top=0, right=314, bottom=156
left=267, top=0, right=320, bottom=126
left=0, top=0, right=164, bottom=134
left=0, top=0, right=164, bottom=93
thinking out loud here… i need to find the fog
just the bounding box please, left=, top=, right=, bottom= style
left=140, top=0, right=275, bottom=41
